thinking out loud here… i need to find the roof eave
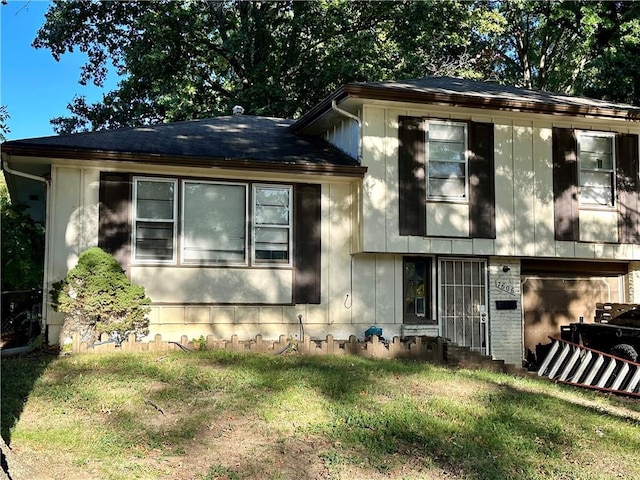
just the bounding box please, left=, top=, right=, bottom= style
left=1, top=144, right=367, bottom=178
left=290, top=84, right=640, bottom=133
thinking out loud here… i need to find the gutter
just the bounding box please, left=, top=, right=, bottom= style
left=2, top=159, right=49, bottom=184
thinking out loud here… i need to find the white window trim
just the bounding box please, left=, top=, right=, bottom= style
left=252, top=184, right=293, bottom=267
left=425, top=119, right=469, bottom=202
left=132, top=176, right=178, bottom=265
left=181, top=180, right=249, bottom=266
left=577, top=130, right=616, bottom=210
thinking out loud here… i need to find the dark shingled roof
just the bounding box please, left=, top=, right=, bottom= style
left=2, top=115, right=359, bottom=168
left=292, top=76, right=640, bottom=132
left=353, top=77, right=640, bottom=112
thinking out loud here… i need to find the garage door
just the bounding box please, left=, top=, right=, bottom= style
left=522, top=276, right=622, bottom=357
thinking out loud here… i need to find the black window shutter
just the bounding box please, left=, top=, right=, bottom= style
left=468, top=121, right=496, bottom=238
left=617, top=133, right=640, bottom=244
left=98, top=172, right=132, bottom=271
left=552, top=128, right=579, bottom=241
left=294, top=183, right=321, bottom=304
left=398, top=116, right=426, bottom=236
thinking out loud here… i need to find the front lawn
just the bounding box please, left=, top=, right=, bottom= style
left=2, top=350, right=639, bottom=479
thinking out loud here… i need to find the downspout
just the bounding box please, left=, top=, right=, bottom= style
left=331, top=99, right=362, bottom=162
left=2, top=159, right=52, bottom=344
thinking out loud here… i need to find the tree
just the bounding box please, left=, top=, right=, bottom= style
left=50, top=247, right=151, bottom=345
left=0, top=105, right=9, bottom=141
left=33, top=0, right=490, bottom=133
left=1, top=173, right=45, bottom=344
left=572, top=1, right=640, bottom=104
left=32, top=1, right=640, bottom=134
left=487, top=0, right=588, bottom=92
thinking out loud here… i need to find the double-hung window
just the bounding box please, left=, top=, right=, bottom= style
left=132, top=178, right=177, bottom=263
left=253, top=185, right=292, bottom=264
left=132, top=177, right=292, bottom=266
left=578, top=132, right=615, bottom=208
left=426, top=120, right=468, bottom=200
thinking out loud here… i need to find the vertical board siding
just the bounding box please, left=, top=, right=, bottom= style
left=398, top=116, right=426, bottom=236
left=294, top=183, right=322, bottom=304
left=469, top=121, right=496, bottom=238
left=552, top=128, right=579, bottom=241
left=98, top=172, right=132, bottom=271
left=617, top=134, right=640, bottom=244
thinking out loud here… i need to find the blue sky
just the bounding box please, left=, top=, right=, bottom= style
left=1, top=0, right=117, bottom=140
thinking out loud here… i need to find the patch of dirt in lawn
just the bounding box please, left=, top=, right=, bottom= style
left=7, top=408, right=457, bottom=480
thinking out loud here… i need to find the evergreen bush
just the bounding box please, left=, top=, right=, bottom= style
left=51, top=247, right=151, bottom=345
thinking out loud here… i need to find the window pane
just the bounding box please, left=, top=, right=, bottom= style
left=581, top=152, right=613, bottom=170
left=183, top=182, right=246, bottom=263
left=429, top=161, right=465, bottom=178
left=429, top=178, right=466, bottom=197
left=255, top=227, right=289, bottom=261
left=429, top=140, right=465, bottom=161
left=581, top=135, right=612, bottom=154
left=255, top=227, right=288, bottom=245
left=581, top=185, right=613, bottom=206
left=255, top=187, right=289, bottom=206
left=136, top=181, right=175, bottom=219
left=255, top=205, right=289, bottom=225
left=430, top=123, right=465, bottom=141
left=255, top=187, right=290, bottom=225
left=135, top=221, right=174, bottom=260
left=582, top=171, right=612, bottom=188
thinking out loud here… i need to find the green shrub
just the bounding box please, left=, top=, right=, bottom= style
left=50, top=247, right=151, bottom=345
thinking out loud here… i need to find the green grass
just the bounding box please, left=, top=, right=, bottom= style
left=2, top=350, right=640, bottom=479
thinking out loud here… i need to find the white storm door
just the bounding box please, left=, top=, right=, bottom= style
left=439, top=258, right=488, bottom=355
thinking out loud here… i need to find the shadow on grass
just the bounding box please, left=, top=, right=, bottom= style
left=1, top=352, right=55, bottom=444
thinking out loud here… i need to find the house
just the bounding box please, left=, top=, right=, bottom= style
left=2, top=77, right=639, bottom=366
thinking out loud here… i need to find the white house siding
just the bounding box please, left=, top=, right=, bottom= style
left=130, top=266, right=294, bottom=304
left=142, top=179, right=360, bottom=343
left=354, top=102, right=640, bottom=365
left=359, top=102, right=640, bottom=261
left=323, top=116, right=360, bottom=159
left=45, top=165, right=101, bottom=342
left=44, top=163, right=369, bottom=344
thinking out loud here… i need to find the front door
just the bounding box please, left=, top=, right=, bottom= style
left=439, top=258, right=488, bottom=355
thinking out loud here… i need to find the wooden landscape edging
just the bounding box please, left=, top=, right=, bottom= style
left=71, top=333, right=446, bottom=362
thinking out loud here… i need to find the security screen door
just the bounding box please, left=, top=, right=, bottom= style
left=439, top=258, right=488, bottom=355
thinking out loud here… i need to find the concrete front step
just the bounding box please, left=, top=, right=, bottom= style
left=445, top=343, right=524, bottom=375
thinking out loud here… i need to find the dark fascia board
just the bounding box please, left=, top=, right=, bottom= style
left=1, top=144, right=367, bottom=178
left=291, top=84, right=640, bottom=133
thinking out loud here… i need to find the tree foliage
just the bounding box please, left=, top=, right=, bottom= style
left=0, top=105, right=9, bottom=141
left=31, top=0, right=640, bottom=134
left=50, top=247, right=151, bottom=345
left=0, top=184, right=45, bottom=294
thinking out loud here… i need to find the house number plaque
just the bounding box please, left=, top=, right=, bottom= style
left=495, top=280, right=516, bottom=296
